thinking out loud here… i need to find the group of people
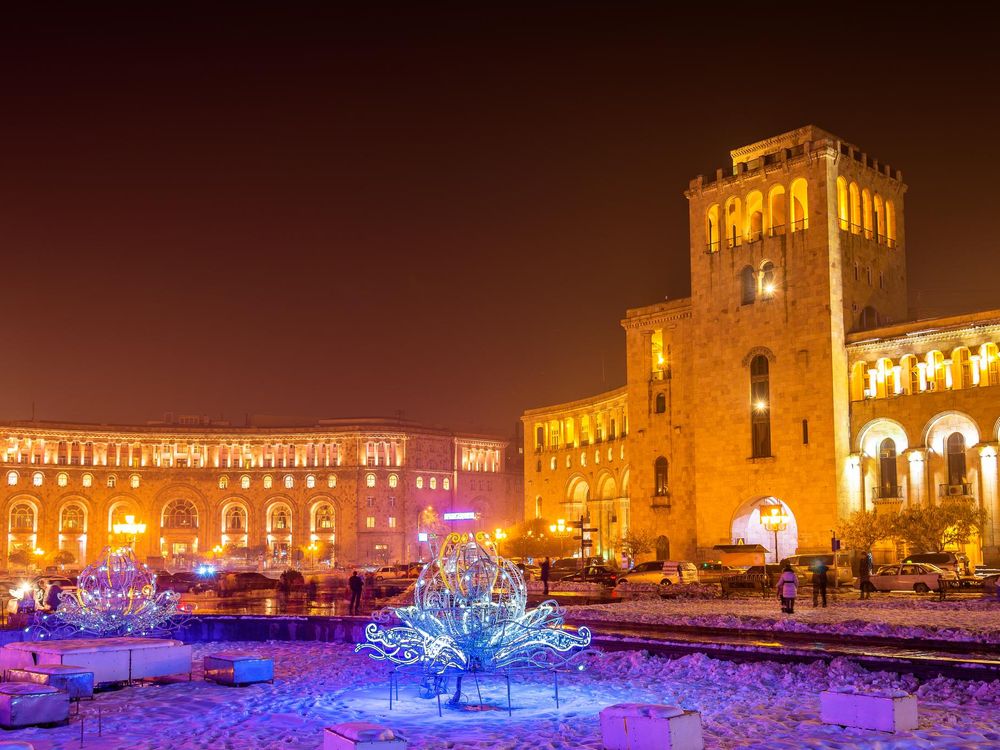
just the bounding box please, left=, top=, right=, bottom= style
left=776, top=553, right=876, bottom=614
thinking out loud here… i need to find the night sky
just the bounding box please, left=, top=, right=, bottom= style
left=2, top=5, right=996, bottom=435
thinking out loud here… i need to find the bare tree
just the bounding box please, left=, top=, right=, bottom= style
left=839, top=509, right=893, bottom=552
left=619, top=527, right=655, bottom=567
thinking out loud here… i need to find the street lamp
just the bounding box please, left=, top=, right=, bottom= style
left=112, top=515, right=146, bottom=549
left=32, top=547, right=44, bottom=571
left=306, top=542, right=318, bottom=568
left=758, top=505, right=789, bottom=563
left=548, top=518, right=569, bottom=556
left=493, top=528, right=507, bottom=555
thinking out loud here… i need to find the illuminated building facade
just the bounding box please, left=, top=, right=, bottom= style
left=525, top=126, right=1000, bottom=566
left=0, top=417, right=519, bottom=568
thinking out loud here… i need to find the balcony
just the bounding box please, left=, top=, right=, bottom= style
left=651, top=491, right=671, bottom=510
left=939, top=483, right=973, bottom=498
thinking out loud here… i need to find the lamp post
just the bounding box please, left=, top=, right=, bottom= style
left=758, top=505, right=789, bottom=563
left=112, top=515, right=146, bottom=550
left=548, top=518, right=568, bottom=556
left=493, top=528, right=507, bottom=556
left=306, top=542, right=318, bottom=569
left=32, top=547, right=44, bottom=572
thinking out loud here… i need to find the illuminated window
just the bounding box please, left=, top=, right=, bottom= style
left=226, top=505, right=246, bottom=531
left=82, top=473, right=93, bottom=488
left=416, top=476, right=424, bottom=489
left=388, top=516, right=397, bottom=529
left=10, top=503, right=34, bottom=531
left=219, top=476, right=229, bottom=490
left=107, top=475, right=117, bottom=488
left=750, top=355, right=771, bottom=458
left=57, top=472, right=68, bottom=487
left=565, top=455, right=571, bottom=469
left=240, top=475, right=250, bottom=490
left=705, top=204, right=720, bottom=252
left=443, top=477, right=450, bottom=490
left=745, top=190, right=763, bottom=241
left=947, top=432, right=967, bottom=486
left=306, top=474, right=316, bottom=489
left=6, top=471, right=17, bottom=486
left=725, top=197, right=742, bottom=248
left=61, top=503, right=84, bottom=531
left=284, top=475, right=294, bottom=489
left=740, top=266, right=755, bottom=305
left=789, top=178, right=808, bottom=231
left=873, top=193, right=885, bottom=242
left=549, top=457, right=556, bottom=471
left=654, top=393, right=666, bottom=414
left=315, top=503, right=334, bottom=530
left=32, top=472, right=43, bottom=487
left=327, top=474, right=336, bottom=488
left=162, top=499, right=198, bottom=529
left=886, top=200, right=897, bottom=246
left=836, top=176, right=848, bottom=230
left=767, top=184, right=786, bottom=236
left=366, top=516, right=376, bottom=529
left=429, top=477, right=437, bottom=490
left=271, top=505, right=291, bottom=531
left=607, top=447, right=613, bottom=462
left=263, top=475, right=273, bottom=489
left=130, top=474, right=140, bottom=489
left=580, top=452, right=587, bottom=467
left=879, top=438, right=898, bottom=497
left=861, top=188, right=873, bottom=239
left=849, top=181, right=861, bottom=233
left=388, top=474, right=398, bottom=488
left=654, top=457, right=669, bottom=496
left=366, top=473, right=376, bottom=488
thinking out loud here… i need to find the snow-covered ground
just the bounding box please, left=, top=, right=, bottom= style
left=6, top=640, right=1000, bottom=749
left=567, top=595, right=1000, bottom=643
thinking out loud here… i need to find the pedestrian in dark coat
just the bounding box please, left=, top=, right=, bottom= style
left=540, top=557, right=551, bottom=596
left=859, top=553, right=873, bottom=600
left=348, top=571, right=364, bottom=615
left=812, top=561, right=828, bottom=608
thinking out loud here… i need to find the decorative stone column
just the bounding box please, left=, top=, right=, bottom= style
left=979, top=444, right=999, bottom=566
left=906, top=449, right=926, bottom=507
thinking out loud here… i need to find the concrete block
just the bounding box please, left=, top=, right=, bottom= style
left=599, top=703, right=704, bottom=750
left=324, top=722, right=408, bottom=750
left=820, top=689, right=918, bottom=733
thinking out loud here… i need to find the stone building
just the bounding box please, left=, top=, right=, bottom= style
left=524, top=126, right=1000, bottom=567
left=0, top=416, right=519, bottom=569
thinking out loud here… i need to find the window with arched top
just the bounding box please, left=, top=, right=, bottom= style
left=61, top=504, right=85, bottom=531
left=306, top=474, right=316, bottom=489
left=430, top=477, right=437, bottom=490
left=836, top=177, right=849, bottom=230
left=981, top=343, right=1000, bottom=386
left=225, top=505, right=246, bottom=532
left=57, top=472, right=68, bottom=487
left=926, top=350, right=946, bottom=391
left=861, top=188, right=873, bottom=239
left=219, top=476, right=229, bottom=490
left=284, top=475, right=294, bottom=489
left=705, top=203, right=720, bottom=252
left=849, top=182, right=861, bottom=234
left=10, top=503, right=34, bottom=531
left=953, top=347, right=973, bottom=389
left=388, top=474, right=398, bottom=488
left=879, top=438, right=898, bottom=497
left=759, top=261, right=776, bottom=297
left=107, top=475, right=117, bottom=488
left=130, top=474, right=140, bottom=489
left=417, top=476, right=425, bottom=488
left=271, top=505, right=291, bottom=531
left=725, top=197, right=742, bottom=248
left=873, top=194, right=885, bottom=242
left=327, top=474, right=337, bottom=488
left=885, top=200, right=897, bottom=247
left=263, top=475, right=273, bottom=489
left=6, top=471, right=17, bottom=486
left=789, top=178, right=808, bottom=231
left=654, top=393, right=666, bottom=414
left=82, top=473, right=93, bottom=488
left=315, top=503, right=334, bottom=530
left=240, top=475, right=250, bottom=490
left=767, top=184, right=786, bottom=236
left=740, top=266, right=756, bottom=305
left=947, top=432, right=967, bottom=486
left=163, top=499, right=198, bottom=529
left=745, top=190, right=763, bottom=242
left=366, top=473, right=376, bottom=488
left=443, top=477, right=451, bottom=490
left=654, top=457, right=669, bottom=496
left=32, top=472, right=43, bottom=487
left=750, top=355, right=771, bottom=458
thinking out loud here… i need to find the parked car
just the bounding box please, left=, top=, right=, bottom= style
left=373, top=565, right=404, bottom=581
left=780, top=554, right=853, bottom=587
left=983, top=574, right=999, bottom=597
left=617, top=560, right=697, bottom=586
left=548, top=558, right=584, bottom=581
left=518, top=563, right=541, bottom=581
left=160, top=571, right=217, bottom=594
left=866, top=563, right=958, bottom=593
left=722, top=564, right=784, bottom=591
left=217, top=572, right=279, bottom=595
left=561, top=564, right=619, bottom=586
left=901, top=552, right=970, bottom=576
left=695, top=562, right=740, bottom=584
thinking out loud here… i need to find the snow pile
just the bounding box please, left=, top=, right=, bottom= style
left=5, top=640, right=1000, bottom=749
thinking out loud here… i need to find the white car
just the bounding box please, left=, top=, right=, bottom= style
left=866, top=562, right=957, bottom=594
left=373, top=565, right=403, bottom=581
left=617, top=561, right=698, bottom=586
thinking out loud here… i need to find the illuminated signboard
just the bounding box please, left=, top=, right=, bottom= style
left=417, top=532, right=428, bottom=542
left=443, top=511, right=477, bottom=521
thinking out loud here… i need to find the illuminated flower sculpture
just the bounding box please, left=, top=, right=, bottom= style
left=29, top=545, right=184, bottom=639
left=356, top=531, right=591, bottom=704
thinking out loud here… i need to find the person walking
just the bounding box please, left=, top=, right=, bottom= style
left=859, top=552, right=873, bottom=600
left=540, top=557, right=551, bottom=596
left=812, top=560, right=828, bottom=608
left=348, top=570, right=363, bottom=615
left=776, top=563, right=798, bottom=614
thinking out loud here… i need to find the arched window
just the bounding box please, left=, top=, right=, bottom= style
left=899, top=354, right=919, bottom=395
left=162, top=499, right=198, bottom=529
left=284, top=475, right=294, bottom=489
left=759, top=261, right=776, bottom=297
left=705, top=204, right=720, bottom=252
left=849, top=182, right=861, bottom=234
left=443, top=477, right=451, bottom=490
left=225, top=505, right=246, bottom=532
left=270, top=505, right=291, bottom=531
left=861, top=188, right=873, bottom=239
left=327, top=474, right=337, bottom=488
left=218, top=476, right=229, bottom=490
left=130, top=474, right=140, bottom=489
left=107, top=475, right=117, bottom=488
left=981, top=343, right=1000, bottom=386
left=240, top=475, right=251, bottom=490
left=767, top=184, right=786, bottom=236
left=879, top=438, right=898, bottom=497
left=789, top=178, right=808, bottom=231
left=535, top=496, right=543, bottom=519
left=750, top=355, right=771, bottom=458
left=745, top=190, right=763, bottom=242
left=947, top=432, right=967, bottom=487
left=306, top=474, right=316, bottom=489
left=654, top=457, right=669, bottom=496
left=654, top=393, right=666, bottom=414
left=82, top=473, right=93, bottom=488
left=388, top=474, right=398, bottom=488
left=952, top=347, right=973, bottom=389
left=57, top=472, right=68, bottom=487
left=32, top=472, right=43, bottom=487
left=873, top=194, right=885, bottom=243
left=886, top=200, right=897, bottom=247
left=926, top=350, right=946, bottom=391
left=859, top=306, right=879, bottom=331
left=10, top=503, right=34, bottom=531
left=315, top=503, right=334, bottom=530
left=580, top=452, right=587, bottom=468
left=61, top=503, right=85, bottom=531
left=725, top=197, right=742, bottom=248
left=850, top=361, right=867, bottom=401
left=365, top=473, right=376, bottom=488
left=6, top=471, right=17, bottom=486
left=263, top=475, right=273, bottom=489
left=836, top=177, right=849, bottom=230
left=416, top=476, right=425, bottom=488
left=740, top=266, right=756, bottom=305
left=430, top=477, right=437, bottom=490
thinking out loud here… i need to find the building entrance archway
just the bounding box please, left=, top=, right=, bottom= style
left=730, top=496, right=798, bottom=562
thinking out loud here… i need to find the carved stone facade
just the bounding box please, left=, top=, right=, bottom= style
left=524, top=126, right=1000, bottom=567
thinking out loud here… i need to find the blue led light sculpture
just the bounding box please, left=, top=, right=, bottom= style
left=356, top=531, right=590, bottom=705
left=28, top=545, right=185, bottom=639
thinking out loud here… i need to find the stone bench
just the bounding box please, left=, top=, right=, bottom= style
left=0, top=682, right=70, bottom=729
left=324, top=722, right=408, bottom=750
left=204, top=652, right=274, bottom=686
left=1, top=637, right=191, bottom=685
left=820, top=689, right=918, bottom=733
left=6, top=664, right=94, bottom=701
left=600, top=703, right=704, bottom=750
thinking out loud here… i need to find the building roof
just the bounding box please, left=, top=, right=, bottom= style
left=846, top=308, right=1000, bottom=349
